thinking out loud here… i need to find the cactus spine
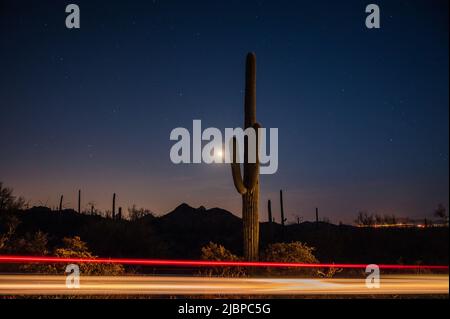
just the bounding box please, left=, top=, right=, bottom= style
left=231, top=52, right=261, bottom=261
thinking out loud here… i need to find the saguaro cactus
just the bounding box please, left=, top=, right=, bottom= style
left=280, top=190, right=287, bottom=226
left=112, top=193, right=116, bottom=219
left=78, top=189, right=81, bottom=214
left=59, top=195, right=63, bottom=212
left=231, top=52, right=261, bottom=261
left=267, top=199, right=273, bottom=223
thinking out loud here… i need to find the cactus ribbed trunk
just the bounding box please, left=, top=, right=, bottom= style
left=242, top=188, right=259, bottom=261
left=231, top=53, right=261, bottom=261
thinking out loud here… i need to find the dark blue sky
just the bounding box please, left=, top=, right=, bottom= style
left=0, top=0, right=448, bottom=223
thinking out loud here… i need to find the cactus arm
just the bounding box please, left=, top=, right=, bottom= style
left=231, top=163, right=247, bottom=195
left=231, top=137, right=247, bottom=195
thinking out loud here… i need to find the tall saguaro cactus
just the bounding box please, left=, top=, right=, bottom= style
left=231, top=52, right=261, bottom=261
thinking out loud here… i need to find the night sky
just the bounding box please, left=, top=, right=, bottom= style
left=0, top=0, right=448, bottom=223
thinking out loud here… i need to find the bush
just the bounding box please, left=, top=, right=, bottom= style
left=0, top=214, right=20, bottom=251
left=200, top=242, right=246, bottom=277
left=6, top=234, right=125, bottom=275
left=48, top=236, right=125, bottom=275
left=12, top=231, right=50, bottom=273
left=263, top=242, right=320, bottom=277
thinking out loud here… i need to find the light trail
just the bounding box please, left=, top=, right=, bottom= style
left=0, top=255, right=448, bottom=270
left=0, top=274, right=448, bottom=296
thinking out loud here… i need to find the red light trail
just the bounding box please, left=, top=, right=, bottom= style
left=0, top=255, right=448, bottom=270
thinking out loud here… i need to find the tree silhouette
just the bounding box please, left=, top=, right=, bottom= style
left=355, top=211, right=375, bottom=226
left=128, top=204, right=154, bottom=221
left=0, top=182, right=26, bottom=212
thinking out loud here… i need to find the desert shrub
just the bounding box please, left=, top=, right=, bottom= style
left=15, top=231, right=52, bottom=273
left=47, top=236, right=125, bottom=275
left=0, top=214, right=20, bottom=251
left=0, top=229, right=50, bottom=273
left=1, top=232, right=125, bottom=275
left=13, top=231, right=49, bottom=255
left=200, top=242, right=246, bottom=277
left=263, top=241, right=320, bottom=277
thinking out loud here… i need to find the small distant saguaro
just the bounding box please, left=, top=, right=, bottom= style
left=280, top=189, right=286, bottom=226
left=267, top=199, right=273, bottom=223
left=78, top=189, right=81, bottom=214
left=59, top=195, right=63, bottom=212
left=112, top=193, right=116, bottom=219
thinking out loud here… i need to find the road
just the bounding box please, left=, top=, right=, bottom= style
left=0, top=274, right=448, bottom=296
